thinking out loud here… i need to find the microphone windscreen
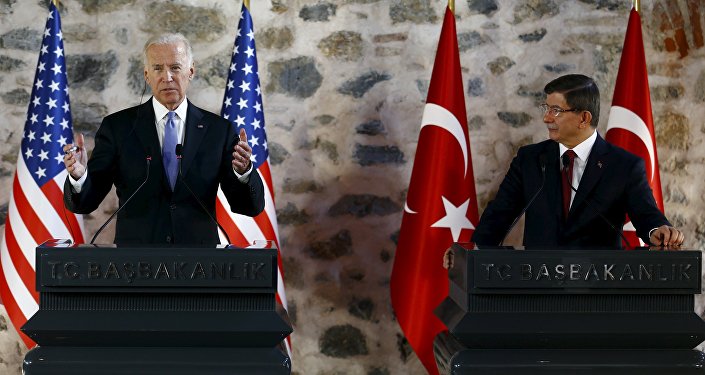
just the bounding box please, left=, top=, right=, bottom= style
left=561, top=153, right=569, bottom=169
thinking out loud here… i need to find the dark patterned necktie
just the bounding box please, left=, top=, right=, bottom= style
left=561, top=150, right=577, bottom=221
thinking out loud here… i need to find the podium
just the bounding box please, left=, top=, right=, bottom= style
left=434, top=243, right=705, bottom=374
left=21, top=239, right=292, bottom=374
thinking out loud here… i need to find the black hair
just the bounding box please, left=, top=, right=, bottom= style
left=544, top=74, right=600, bottom=127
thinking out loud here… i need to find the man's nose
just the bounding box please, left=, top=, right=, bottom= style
left=165, top=70, right=174, bottom=81
left=543, top=112, right=554, bottom=123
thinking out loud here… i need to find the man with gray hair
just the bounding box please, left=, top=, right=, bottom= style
left=62, top=32, right=264, bottom=245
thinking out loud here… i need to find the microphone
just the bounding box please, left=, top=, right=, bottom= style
left=90, top=155, right=152, bottom=244
left=174, top=144, right=232, bottom=245
left=561, top=152, right=571, bottom=172
left=499, top=154, right=547, bottom=246
left=562, top=155, right=633, bottom=249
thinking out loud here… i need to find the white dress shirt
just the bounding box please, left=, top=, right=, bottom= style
left=70, top=97, right=252, bottom=192
left=558, top=130, right=597, bottom=208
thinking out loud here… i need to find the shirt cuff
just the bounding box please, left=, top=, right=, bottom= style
left=233, top=163, right=252, bottom=183
left=69, top=170, right=87, bottom=193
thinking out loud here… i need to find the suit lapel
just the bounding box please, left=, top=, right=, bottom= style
left=569, top=133, right=609, bottom=222
left=181, top=101, right=208, bottom=176
left=132, top=98, right=164, bottom=190
left=542, top=142, right=563, bottom=225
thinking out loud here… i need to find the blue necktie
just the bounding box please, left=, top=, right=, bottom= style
left=163, top=111, right=178, bottom=190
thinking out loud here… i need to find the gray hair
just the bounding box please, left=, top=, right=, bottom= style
left=143, top=33, right=193, bottom=67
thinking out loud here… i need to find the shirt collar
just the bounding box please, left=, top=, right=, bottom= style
left=152, top=97, right=188, bottom=122
left=559, top=129, right=597, bottom=162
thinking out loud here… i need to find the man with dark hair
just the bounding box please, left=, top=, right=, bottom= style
left=471, top=74, right=683, bottom=249
left=62, top=33, right=264, bottom=245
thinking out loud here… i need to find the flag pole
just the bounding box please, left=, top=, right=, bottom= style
left=633, top=0, right=640, bottom=12
left=449, top=0, right=454, bottom=13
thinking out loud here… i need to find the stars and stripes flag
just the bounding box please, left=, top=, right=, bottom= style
left=390, top=5, right=479, bottom=374
left=218, top=2, right=290, bottom=352
left=0, top=1, right=85, bottom=348
left=606, top=6, right=664, bottom=248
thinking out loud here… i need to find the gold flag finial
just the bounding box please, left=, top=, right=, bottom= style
left=51, top=0, right=62, bottom=6
left=633, top=0, right=640, bottom=12
left=449, top=0, right=455, bottom=14
left=244, top=0, right=250, bottom=9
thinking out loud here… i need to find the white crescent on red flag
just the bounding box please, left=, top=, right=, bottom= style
left=390, top=6, right=479, bottom=374
left=606, top=7, right=664, bottom=248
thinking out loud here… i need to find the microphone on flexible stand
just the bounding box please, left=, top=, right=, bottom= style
left=561, top=154, right=633, bottom=249
left=499, top=154, right=547, bottom=246
left=90, top=155, right=152, bottom=244
left=174, top=144, right=232, bottom=245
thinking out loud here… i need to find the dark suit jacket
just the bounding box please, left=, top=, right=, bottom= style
left=472, top=134, right=669, bottom=248
left=64, top=98, right=265, bottom=245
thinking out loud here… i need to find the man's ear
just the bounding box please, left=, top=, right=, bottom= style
left=581, top=111, right=593, bottom=128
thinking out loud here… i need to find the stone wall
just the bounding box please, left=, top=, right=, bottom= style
left=1, top=0, right=704, bottom=374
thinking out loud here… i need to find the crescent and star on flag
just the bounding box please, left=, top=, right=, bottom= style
left=403, top=103, right=475, bottom=242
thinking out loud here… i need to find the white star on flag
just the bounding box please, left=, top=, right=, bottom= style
left=236, top=97, right=248, bottom=110
left=431, top=196, right=475, bottom=242
left=218, top=2, right=290, bottom=356
left=1, top=1, right=85, bottom=349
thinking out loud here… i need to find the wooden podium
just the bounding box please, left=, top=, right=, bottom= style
left=21, top=239, right=292, bottom=374
left=434, top=243, right=705, bottom=374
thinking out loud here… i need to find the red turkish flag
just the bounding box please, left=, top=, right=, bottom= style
left=606, top=7, right=664, bottom=248
left=390, top=6, right=479, bottom=374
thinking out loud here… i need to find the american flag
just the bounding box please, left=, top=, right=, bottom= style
left=0, top=2, right=85, bottom=348
left=217, top=3, right=290, bottom=352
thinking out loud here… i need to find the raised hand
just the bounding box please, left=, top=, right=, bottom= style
left=63, top=133, right=87, bottom=180
left=232, top=128, right=252, bottom=174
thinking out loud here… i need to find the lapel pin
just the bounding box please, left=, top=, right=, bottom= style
left=197, top=124, right=204, bottom=129
left=597, top=161, right=603, bottom=169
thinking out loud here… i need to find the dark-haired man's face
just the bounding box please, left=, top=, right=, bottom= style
left=543, top=92, right=589, bottom=149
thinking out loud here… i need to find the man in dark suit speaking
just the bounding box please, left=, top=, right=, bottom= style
left=472, top=74, right=684, bottom=249
left=62, top=33, right=264, bottom=245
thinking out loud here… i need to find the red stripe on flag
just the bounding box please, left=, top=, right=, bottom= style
left=3, top=220, right=39, bottom=303
left=253, top=212, right=277, bottom=247
left=258, top=161, right=275, bottom=201
left=215, top=199, right=249, bottom=247
left=254, top=162, right=285, bottom=276
left=253, top=210, right=286, bottom=281
left=0, top=262, right=36, bottom=348
left=41, top=179, right=85, bottom=243
left=12, top=175, right=53, bottom=245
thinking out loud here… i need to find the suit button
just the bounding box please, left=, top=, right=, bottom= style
left=170, top=204, right=176, bottom=210
left=166, top=235, right=172, bottom=243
